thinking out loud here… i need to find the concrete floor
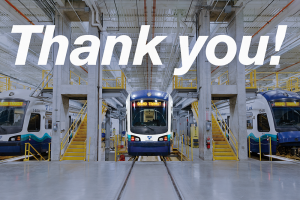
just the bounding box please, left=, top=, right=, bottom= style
left=0, top=159, right=299, bottom=200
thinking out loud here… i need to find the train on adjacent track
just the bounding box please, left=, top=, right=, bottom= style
left=0, top=89, right=77, bottom=156
left=218, top=89, right=300, bottom=157
left=126, top=90, right=173, bottom=156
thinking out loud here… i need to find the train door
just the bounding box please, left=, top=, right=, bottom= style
left=45, top=112, right=52, bottom=130
left=246, top=112, right=253, bottom=130
left=69, top=116, right=71, bottom=128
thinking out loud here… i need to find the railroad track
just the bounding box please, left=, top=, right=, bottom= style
left=116, top=156, right=183, bottom=200
left=0, top=155, right=33, bottom=164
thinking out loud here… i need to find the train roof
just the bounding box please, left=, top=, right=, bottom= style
left=259, top=89, right=300, bottom=101
left=130, top=90, right=169, bottom=101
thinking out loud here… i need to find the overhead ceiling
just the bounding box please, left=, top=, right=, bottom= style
left=0, top=0, right=299, bottom=94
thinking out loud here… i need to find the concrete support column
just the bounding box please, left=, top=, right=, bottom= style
left=105, top=112, right=111, bottom=161
left=197, top=9, right=212, bottom=160
left=98, top=32, right=104, bottom=161
left=87, top=12, right=100, bottom=161
left=51, top=13, right=71, bottom=161
left=228, top=9, right=247, bottom=160
left=119, top=117, right=123, bottom=135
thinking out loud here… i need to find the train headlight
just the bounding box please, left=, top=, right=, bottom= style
left=158, top=135, right=169, bottom=141
left=9, top=135, right=21, bottom=141
left=131, top=136, right=140, bottom=142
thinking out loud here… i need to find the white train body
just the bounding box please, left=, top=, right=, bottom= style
left=126, top=90, right=173, bottom=156
left=0, top=89, right=77, bottom=156
left=217, top=90, right=300, bottom=154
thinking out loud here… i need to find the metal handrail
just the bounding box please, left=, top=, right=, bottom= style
left=0, top=75, right=31, bottom=92
left=212, top=140, right=215, bottom=161
left=84, top=138, right=87, bottom=161
left=60, top=102, right=87, bottom=159
left=211, top=101, right=239, bottom=160
left=30, top=68, right=54, bottom=97
left=88, top=137, right=91, bottom=162
left=48, top=143, right=51, bottom=161
left=24, top=143, right=47, bottom=161
left=102, top=70, right=126, bottom=89
left=70, top=70, right=88, bottom=85
left=173, top=75, right=197, bottom=89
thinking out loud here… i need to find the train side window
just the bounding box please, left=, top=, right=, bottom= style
left=257, top=113, right=270, bottom=132
left=45, top=112, right=52, bottom=129
left=28, top=113, right=41, bottom=132
left=247, top=112, right=253, bottom=129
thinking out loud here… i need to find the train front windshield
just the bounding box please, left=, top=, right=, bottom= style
left=0, top=100, right=28, bottom=135
left=271, top=101, right=300, bottom=127
left=131, top=100, right=167, bottom=127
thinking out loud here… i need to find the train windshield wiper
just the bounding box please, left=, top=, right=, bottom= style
left=290, top=122, right=300, bottom=131
left=144, top=125, right=154, bottom=131
left=0, top=125, right=7, bottom=134
left=282, top=121, right=300, bottom=131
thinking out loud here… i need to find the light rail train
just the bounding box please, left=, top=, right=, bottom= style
left=218, top=89, right=300, bottom=157
left=0, top=89, right=77, bottom=156
left=126, top=90, right=173, bottom=156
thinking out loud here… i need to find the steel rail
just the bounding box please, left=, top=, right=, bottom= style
left=116, top=157, right=137, bottom=200
left=162, top=157, right=183, bottom=200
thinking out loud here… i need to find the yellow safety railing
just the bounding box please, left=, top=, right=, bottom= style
left=88, top=137, right=91, bottom=162
left=212, top=69, right=300, bottom=92
left=42, top=70, right=126, bottom=90
left=42, top=70, right=53, bottom=89
left=0, top=75, right=32, bottom=92
left=70, top=71, right=88, bottom=85
left=60, top=102, right=87, bottom=160
left=172, top=69, right=300, bottom=93
left=191, top=102, right=198, bottom=121
left=212, top=140, right=215, bottom=161
left=258, top=76, right=300, bottom=92
left=211, top=101, right=239, bottom=160
left=191, top=135, right=193, bottom=161
left=252, top=136, right=272, bottom=162
left=103, top=70, right=126, bottom=89
left=48, top=143, right=51, bottom=161
left=248, top=136, right=251, bottom=158
left=181, top=135, right=183, bottom=161
left=172, top=70, right=197, bottom=89
left=24, top=143, right=47, bottom=161
left=173, top=76, right=197, bottom=89
left=246, top=70, right=300, bottom=92
left=84, top=138, right=87, bottom=161
left=211, top=71, right=229, bottom=85
left=115, top=135, right=117, bottom=162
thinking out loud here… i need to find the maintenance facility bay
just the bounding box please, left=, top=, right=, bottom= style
left=0, top=0, right=300, bottom=200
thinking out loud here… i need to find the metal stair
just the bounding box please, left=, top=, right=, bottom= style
left=61, top=116, right=87, bottom=161
left=211, top=115, right=237, bottom=160
left=59, top=101, right=108, bottom=161
left=191, top=101, right=238, bottom=161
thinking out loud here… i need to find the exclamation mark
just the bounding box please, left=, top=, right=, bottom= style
left=270, top=25, right=287, bottom=65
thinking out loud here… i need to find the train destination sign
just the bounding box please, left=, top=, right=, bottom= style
left=0, top=102, right=24, bottom=107
left=136, top=102, right=162, bottom=107
left=273, top=102, right=299, bottom=107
